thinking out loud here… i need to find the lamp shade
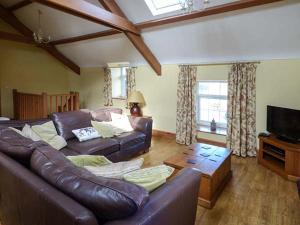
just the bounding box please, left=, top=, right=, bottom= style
left=128, top=91, right=145, bottom=104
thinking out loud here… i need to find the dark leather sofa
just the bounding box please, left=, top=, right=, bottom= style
left=0, top=108, right=201, bottom=225
left=0, top=108, right=152, bottom=161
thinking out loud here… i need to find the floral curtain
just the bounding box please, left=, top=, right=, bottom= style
left=226, top=63, right=257, bottom=157
left=126, top=67, right=136, bottom=108
left=176, top=65, right=197, bottom=145
left=103, top=67, right=113, bottom=106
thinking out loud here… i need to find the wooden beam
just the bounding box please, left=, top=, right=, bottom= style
left=0, top=31, right=34, bottom=44
left=51, top=29, right=120, bottom=45
left=52, top=0, right=284, bottom=45
left=98, top=0, right=161, bottom=75
left=0, top=4, right=80, bottom=75
left=7, top=0, right=32, bottom=11
left=32, top=0, right=139, bottom=35
left=137, top=0, right=284, bottom=29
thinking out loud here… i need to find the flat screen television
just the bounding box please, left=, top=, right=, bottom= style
left=267, top=105, right=300, bottom=143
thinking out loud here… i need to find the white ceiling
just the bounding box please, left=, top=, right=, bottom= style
left=1, top=0, right=300, bottom=68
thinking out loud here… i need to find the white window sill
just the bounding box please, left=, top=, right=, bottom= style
left=197, top=125, right=227, bottom=136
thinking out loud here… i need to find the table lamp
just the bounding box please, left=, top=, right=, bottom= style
left=128, top=91, right=145, bottom=117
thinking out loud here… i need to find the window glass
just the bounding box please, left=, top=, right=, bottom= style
left=111, top=67, right=127, bottom=99
left=197, top=81, right=228, bottom=128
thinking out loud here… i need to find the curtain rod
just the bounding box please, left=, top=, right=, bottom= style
left=107, top=66, right=137, bottom=69
left=179, top=60, right=261, bottom=67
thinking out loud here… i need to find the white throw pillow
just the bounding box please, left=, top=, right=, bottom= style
left=72, top=127, right=100, bottom=142
left=84, top=158, right=144, bottom=179
left=32, top=121, right=67, bottom=150
left=110, top=113, right=134, bottom=132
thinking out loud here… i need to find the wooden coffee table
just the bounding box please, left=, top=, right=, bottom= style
left=164, top=143, right=232, bottom=209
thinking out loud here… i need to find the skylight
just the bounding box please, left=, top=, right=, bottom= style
left=145, top=0, right=182, bottom=16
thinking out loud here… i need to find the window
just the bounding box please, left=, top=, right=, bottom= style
left=197, top=81, right=228, bottom=129
left=111, top=67, right=128, bottom=99
left=144, top=0, right=182, bottom=16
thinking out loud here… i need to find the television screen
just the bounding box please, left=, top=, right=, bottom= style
left=267, top=106, right=300, bottom=143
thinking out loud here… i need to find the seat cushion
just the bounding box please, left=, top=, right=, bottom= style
left=30, top=146, right=149, bottom=221
left=113, top=131, right=146, bottom=151
left=50, top=111, right=92, bottom=140
left=67, top=138, right=119, bottom=156
left=0, top=127, right=47, bottom=164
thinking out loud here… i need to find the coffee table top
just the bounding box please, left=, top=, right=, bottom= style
left=164, top=143, right=232, bottom=177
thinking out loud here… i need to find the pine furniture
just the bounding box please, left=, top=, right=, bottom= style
left=164, top=143, right=232, bottom=208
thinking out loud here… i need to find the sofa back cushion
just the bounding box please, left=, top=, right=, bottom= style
left=91, top=108, right=122, bottom=122
left=0, top=127, right=47, bottom=165
left=50, top=111, right=92, bottom=140
left=30, top=146, right=149, bottom=221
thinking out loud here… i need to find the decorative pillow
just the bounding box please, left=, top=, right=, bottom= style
left=67, top=155, right=112, bottom=167
left=110, top=113, right=134, bottom=132
left=72, top=127, right=100, bottom=142
left=91, top=120, right=120, bottom=138
left=124, top=165, right=175, bottom=192
left=32, top=121, right=67, bottom=150
left=9, top=125, right=41, bottom=142
left=22, top=124, right=42, bottom=141
left=9, top=127, right=23, bottom=136
left=31, top=146, right=149, bottom=221
left=84, top=158, right=144, bottom=179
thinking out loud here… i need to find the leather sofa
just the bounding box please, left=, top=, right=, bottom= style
left=0, top=121, right=201, bottom=225
left=0, top=108, right=153, bottom=162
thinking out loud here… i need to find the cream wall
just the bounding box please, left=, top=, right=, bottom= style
left=79, top=59, right=300, bottom=145
left=0, top=19, right=79, bottom=118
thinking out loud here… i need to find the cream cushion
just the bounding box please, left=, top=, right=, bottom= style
left=124, top=165, right=175, bottom=192
left=67, top=155, right=112, bottom=167
left=84, top=158, right=144, bottom=179
left=110, top=113, right=134, bottom=132
left=91, top=120, right=122, bottom=138
left=32, top=121, right=67, bottom=150
left=9, top=124, right=41, bottom=142
left=23, top=124, right=42, bottom=141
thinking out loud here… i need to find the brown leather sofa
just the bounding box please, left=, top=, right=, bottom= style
left=0, top=108, right=152, bottom=162
left=0, top=127, right=201, bottom=225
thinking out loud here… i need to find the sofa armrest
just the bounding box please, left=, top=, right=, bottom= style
left=129, top=116, right=153, bottom=148
left=105, top=168, right=201, bottom=225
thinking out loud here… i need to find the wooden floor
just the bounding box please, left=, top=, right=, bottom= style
left=1, top=135, right=299, bottom=225
left=138, top=135, right=300, bottom=225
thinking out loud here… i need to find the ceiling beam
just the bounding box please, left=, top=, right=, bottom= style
left=98, top=0, right=161, bottom=75
left=7, top=0, right=32, bottom=11
left=52, top=0, right=284, bottom=45
left=0, top=4, right=80, bottom=75
left=51, top=29, right=120, bottom=45
left=0, top=31, right=34, bottom=44
left=32, top=0, right=140, bottom=35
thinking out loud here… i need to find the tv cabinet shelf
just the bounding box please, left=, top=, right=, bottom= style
left=258, top=135, right=300, bottom=181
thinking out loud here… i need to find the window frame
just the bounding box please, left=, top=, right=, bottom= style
left=196, top=80, right=228, bottom=129
left=144, top=0, right=182, bottom=16
left=111, top=66, right=128, bottom=100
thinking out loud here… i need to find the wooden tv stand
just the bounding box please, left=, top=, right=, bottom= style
left=258, top=135, right=300, bottom=181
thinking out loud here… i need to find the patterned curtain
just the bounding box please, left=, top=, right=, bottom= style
left=176, top=65, right=197, bottom=145
left=103, top=67, right=113, bottom=106
left=226, top=63, right=257, bottom=157
left=126, top=67, right=136, bottom=108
